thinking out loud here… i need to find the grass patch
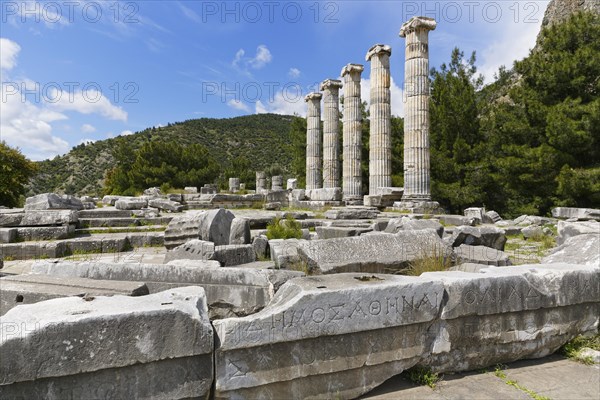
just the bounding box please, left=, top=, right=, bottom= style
left=266, top=216, right=303, bottom=240
left=288, top=259, right=312, bottom=275
left=405, top=249, right=452, bottom=276
left=2, top=256, right=15, bottom=261
left=528, top=231, right=556, bottom=250
left=559, top=333, right=600, bottom=365
left=407, top=366, right=440, bottom=389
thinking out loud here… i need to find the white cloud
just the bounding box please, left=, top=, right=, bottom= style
left=0, top=38, right=21, bottom=71
left=232, top=49, right=245, bottom=68
left=178, top=2, right=202, bottom=23
left=81, top=124, right=96, bottom=133
left=249, top=45, right=272, bottom=69
left=0, top=89, right=70, bottom=160
left=227, top=99, right=250, bottom=113
left=255, top=100, right=268, bottom=114
left=48, top=88, right=128, bottom=121
left=254, top=84, right=306, bottom=116
left=232, top=45, right=273, bottom=75
left=478, top=13, right=545, bottom=83
left=120, top=130, right=134, bottom=136
left=0, top=38, right=129, bottom=160
left=288, top=68, right=301, bottom=78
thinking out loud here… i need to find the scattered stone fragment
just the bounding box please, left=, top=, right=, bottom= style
left=148, top=198, right=184, bottom=212
left=264, top=202, right=281, bottom=210
left=484, top=210, right=502, bottom=223
left=252, top=235, right=269, bottom=260
left=557, top=220, right=599, bottom=245
left=298, top=229, right=451, bottom=274
left=542, top=234, right=600, bottom=266
left=455, top=244, right=511, bottom=266
left=450, top=226, right=507, bottom=250
left=24, top=193, right=84, bottom=211
left=316, top=226, right=373, bottom=239
left=324, top=206, right=380, bottom=220
left=269, top=238, right=308, bottom=269
left=464, top=207, right=485, bottom=224
left=385, top=217, right=444, bottom=238
left=229, top=218, right=251, bottom=245
left=552, top=207, right=600, bottom=221
left=521, top=225, right=544, bottom=239
left=115, top=197, right=148, bottom=210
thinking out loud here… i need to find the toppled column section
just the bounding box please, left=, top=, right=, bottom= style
left=0, top=287, right=214, bottom=399
left=305, top=92, right=323, bottom=190
left=320, top=79, right=343, bottom=189
left=341, top=64, right=364, bottom=203
left=398, top=16, right=438, bottom=209
left=366, top=44, right=393, bottom=195
left=164, top=208, right=236, bottom=249
left=214, top=274, right=444, bottom=399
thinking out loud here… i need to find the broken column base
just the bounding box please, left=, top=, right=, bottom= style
left=364, top=187, right=404, bottom=208
left=392, top=200, right=443, bottom=214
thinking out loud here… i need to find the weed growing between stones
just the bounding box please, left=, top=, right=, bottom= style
left=406, top=249, right=452, bottom=276
left=559, top=333, right=600, bottom=365
left=407, top=366, right=440, bottom=389
left=493, top=364, right=550, bottom=400
left=266, top=216, right=303, bottom=240
left=288, top=259, right=312, bottom=275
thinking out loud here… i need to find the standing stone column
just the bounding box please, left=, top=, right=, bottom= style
left=366, top=44, right=392, bottom=195
left=341, top=64, right=364, bottom=203
left=305, top=92, right=323, bottom=190
left=256, top=171, right=267, bottom=193
left=400, top=16, right=436, bottom=202
left=320, top=79, right=343, bottom=189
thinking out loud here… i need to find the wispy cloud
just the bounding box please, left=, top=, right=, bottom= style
left=227, top=99, right=250, bottom=113
left=81, top=124, right=96, bottom=133
left=232, top=45, right=273, bottom=76
left=288, top=68, right=301, bottom=78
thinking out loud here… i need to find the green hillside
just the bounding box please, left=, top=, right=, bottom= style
left=27, top=113, right=295, bottom=197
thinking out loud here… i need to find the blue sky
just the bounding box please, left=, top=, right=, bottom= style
left=1, top=0, right=549, bottom=160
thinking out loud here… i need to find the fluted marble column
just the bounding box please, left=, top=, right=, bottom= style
left=366, top=44, right=392, bottom=195
left=400, top=16, right=436, bottom=201
left=305, top=92, right=323, bottom=190
left=341, top=64, right=364, bottom=202
left=320, top=79, right=343, bottom=189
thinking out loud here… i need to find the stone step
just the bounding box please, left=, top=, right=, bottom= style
left=0, top=232, right=164, bottom=260
left=78, top=208, right=133, bottom=218
left=78, top=217, right=172, bottom=228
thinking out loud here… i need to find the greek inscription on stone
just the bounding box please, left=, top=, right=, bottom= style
left=311, top=307, right=326, bottom=323
left=369, top=300, right=381, bottom=315
left=349, top=301, right=367, bottom=318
